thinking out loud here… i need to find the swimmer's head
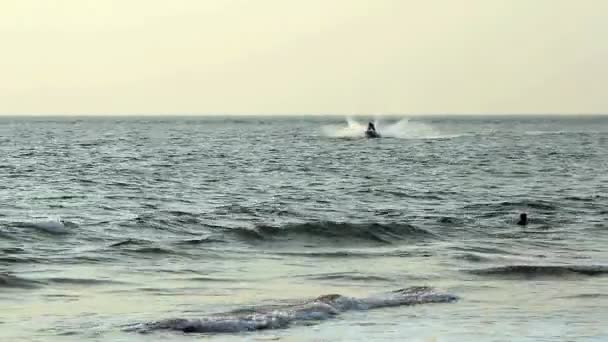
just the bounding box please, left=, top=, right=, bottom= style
left=517, top=213, right=528, bottom=225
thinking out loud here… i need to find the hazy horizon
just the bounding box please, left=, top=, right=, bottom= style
left=2, top=0, right=607, bottom=116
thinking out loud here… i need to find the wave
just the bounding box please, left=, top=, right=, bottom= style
left=0, top=273, right=44, bottom=289
left=560, top=293, right=608, bottom=299
left=449, top=245, right=526, bottom=256
left=302, top=272, right=392, bottom=282
left=523, top=130, right=602, bottom=136
left=131, top=286, right=457, bottom=334
left=33, top=220, right=70, bottom=234
left=18, top=218, right=77, bottom=235
left=130, top=247, right=181, bottom=255
left=185, top=276, right=238, bottom=283
left=31, top=195, right=87, bottom=200
left=321, top=117, right=442, bottom=139
left=467, top=265, right=608, bottom=278
left=174, top=237, right=225, bottom=245
left=454, top=253, right=492, bottom=263
left=0, top=229, right=15, bottom=240
left=384, top=190, right=443, bottom=201
left=1, top=247, right=25, bottom=253
left=275, top=251, right=389, bottom=258
left=0, top=256, right=41, bottom=264
left=46, top=277, right=126, bottom=286
left=274, top=249, right=414, bottom=258
left=563, top=195, right=603, bottom=202
left=230, top=221, right=435, bottom=244
left=561, top=293, right=608, bottom=299
left=463, top=200, right=558, bottom=213
left=109, top=239, right=151, bottom=248
left=0, top=273, right=127, bottom=289
left=108, top=239, right=191, bottom=257
left=128, top=214, right=201, bottom=235
left=436, top=216, right=468, bottom=225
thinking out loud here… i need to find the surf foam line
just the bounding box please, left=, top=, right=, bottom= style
left=131, top=286, right=457, bottom=334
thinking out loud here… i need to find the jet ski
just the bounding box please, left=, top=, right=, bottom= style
left=365, top=122, right=380, bottom=138
left=365, top=129, right=380, bottom=138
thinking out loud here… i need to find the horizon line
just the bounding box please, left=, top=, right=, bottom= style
left=0, top=113, right=607, bottom=117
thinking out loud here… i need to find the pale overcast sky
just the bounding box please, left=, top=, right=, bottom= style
left=1, top=0, right=606, bottom=115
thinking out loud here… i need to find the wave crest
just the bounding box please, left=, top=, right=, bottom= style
left=231, top=221, right=435, bottom=244
left=0, top=273, right=44, bottom=289
left=17, top=217, right=77, bottom=234
left=467, top=265, right=608, bottom=278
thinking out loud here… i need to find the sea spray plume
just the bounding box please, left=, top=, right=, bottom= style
left=132, top=286, right=457, bottom=334
left=378, top=118, right=441, bottom=139
left=322, top=117, right=367, bottom=137
left=322, top=117, right=440, bottom=139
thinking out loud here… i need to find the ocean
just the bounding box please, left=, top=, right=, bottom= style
left=1, top=115, right=607, bottom=341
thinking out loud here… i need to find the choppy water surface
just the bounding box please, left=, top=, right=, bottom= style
left=1, top=116, right=607, bottom=341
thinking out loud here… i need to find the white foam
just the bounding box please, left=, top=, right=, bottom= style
left=136, top=286, right=457, bottom=334
left=322, top=117, right=369, bottom=138
left=31, top=217, right=70, bottom=234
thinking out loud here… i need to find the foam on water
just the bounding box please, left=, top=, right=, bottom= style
left=133, top=286, right=457, bottom=334
left=321, top=117, right=369, bottom=138
left=29, top=217, right=71, bottom=234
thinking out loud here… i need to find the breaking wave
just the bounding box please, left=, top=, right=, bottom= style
left=229, top=221, right=435, bottom=244
left=18, top=217, right=77, bottom=235
left=131, top=286, right=457, bottom=334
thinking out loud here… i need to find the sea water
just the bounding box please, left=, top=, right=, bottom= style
left=1, top=115, right=607, bottom=341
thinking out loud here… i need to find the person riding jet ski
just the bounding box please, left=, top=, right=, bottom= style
left=365, top=122, right=380, bottom=138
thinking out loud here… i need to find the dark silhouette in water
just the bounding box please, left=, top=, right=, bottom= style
left=367, top=122, right=376, bottom=132
left=517, top=213, right=528, bottom=225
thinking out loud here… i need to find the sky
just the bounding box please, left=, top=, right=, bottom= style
left=1, top=0, right=607, bottom=116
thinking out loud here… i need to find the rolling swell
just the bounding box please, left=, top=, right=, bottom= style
left=45, top=277, right=127, bottom=286
left=174, top=237, right=225, bottom=246
left=107, top=239, right=191, bottom=257
left=109, top=239, right=150, bottom=248
left=462, top=200, right=559, bottom=216
left=132, top=286, right=457, bottom=334
left=230, top=221, right=435, bottom=244
left=467, top=265, right=608, bottom=278
left=0, top=273, right=44, bottom=289
left=0, top=273, right=126, bottom=289
left=273, top=250, right=414, bottom=258
left=302, top=272, right=392, bottom=282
